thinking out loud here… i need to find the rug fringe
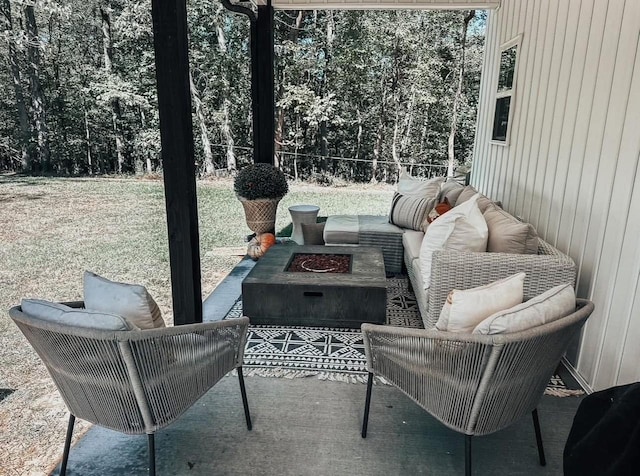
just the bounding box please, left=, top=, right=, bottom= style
left=544, top=387, right=584, bottom=397
left=235, top=367, right=371, bottom=383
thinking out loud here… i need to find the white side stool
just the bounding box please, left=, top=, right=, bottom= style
left=288, top=205, right=320, bottom=244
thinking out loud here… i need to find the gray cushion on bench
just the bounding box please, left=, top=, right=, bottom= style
left=402, top=229, right=424, bottom=262
left=324, top=215, right=403, bottom=244
left=324, top=215, right=404, bottom=273
left=324, top=215, right=360, bottom=244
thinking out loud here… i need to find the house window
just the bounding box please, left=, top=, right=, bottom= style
left=492, top=36, right=521, bottom=144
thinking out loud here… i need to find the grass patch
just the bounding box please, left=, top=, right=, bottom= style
left=0, top=174, right=394, bottom=474
left=0, top=174, right=393, bottom=357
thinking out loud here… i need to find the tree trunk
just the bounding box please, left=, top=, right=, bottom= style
left=100, top=2, right=125, bottom=173
left=356, top=108, right=363, bottom=161
left=417, top=112, right=429, bottom=177
left=144, top=108, right=152, bottom=173
left=84, top=107, right=92, bottom=174
left=24, top=3, right=49, bottom=171
left=447, top=10, right=475, bottom=177
left=390, top=32, right=403, bottom=179
left=189, top=71, right=215, bottom=175
left=275, top=10, right=303, bottom=169
left=372, top=81, right=387, bottom=183
left=1, top=0, right=30, bottom=170
left=214, top=3, right=227, bottom=54
left=212, top=4, right=235, bottom=172
left=391, top=112, right=400, bottom=172
left=293, top=115, right=300, bottom=180
left=221, top=99, right=236, bottom=172
left=318, top=10, right=334, bottom=173
left=401, top=87, right=415, bottom=159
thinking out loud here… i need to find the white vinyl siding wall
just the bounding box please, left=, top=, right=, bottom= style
left=473, top=0, right=640, bottom=391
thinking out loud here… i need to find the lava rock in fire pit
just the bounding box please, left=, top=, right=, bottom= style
left=287, top=253, right=351, bottom=273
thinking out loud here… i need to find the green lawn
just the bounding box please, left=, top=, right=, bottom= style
left=0, top=175, right=393, bottom=324
left=0, top=174, right=393, bottom=475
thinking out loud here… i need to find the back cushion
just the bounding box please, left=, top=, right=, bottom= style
left=483, top=204, right=539, bottom=254
left=21, top=299, right=133, bottom=331
left=456, top=185, right=494, bottom=213
left=397, top=170, right=444, bottom=198
left=438, top=180, right=465, bottom=206
left=84, top=271, right=165, bottom=330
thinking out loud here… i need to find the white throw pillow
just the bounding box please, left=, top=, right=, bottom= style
left=473, top=284, right=575, bottom=335
left=419, top=194, right=488, bottom=290
left=83, top=271, right=165, bottom=330
left=436, top=273, right=525, bottom=333
left=397, top=169, right=444, bottom=198
left=21, top=299, right=134, bottom=331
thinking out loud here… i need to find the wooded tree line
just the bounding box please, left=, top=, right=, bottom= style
left=0, top=1, right=485, bottom=182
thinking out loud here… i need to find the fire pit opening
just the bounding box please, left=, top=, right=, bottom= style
left=286, top=253, right=352, bottom=274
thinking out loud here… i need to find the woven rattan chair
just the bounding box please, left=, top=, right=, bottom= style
left=361, top=298, right=594, bottom=475
left=9, top=302, right=252, bottom=476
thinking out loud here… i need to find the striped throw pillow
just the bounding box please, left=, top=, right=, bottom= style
left=389, top=192, right=435, bottom=231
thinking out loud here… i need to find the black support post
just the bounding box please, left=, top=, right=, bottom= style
left=151, top=0, right=203, bottom=325
left=252, top=1, right=275, bottom=163
left=222, top=0, right=275, bottom=165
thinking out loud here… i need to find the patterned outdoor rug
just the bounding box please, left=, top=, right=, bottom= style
left=226, top=277, right=583, bottom=396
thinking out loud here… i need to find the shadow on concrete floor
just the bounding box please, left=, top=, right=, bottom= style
left=53, top=375, right=580, bottom=476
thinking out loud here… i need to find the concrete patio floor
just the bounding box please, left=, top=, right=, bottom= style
left=54, top=259, right=583, bottom=475
left=54, top=375, right=581, bottom=475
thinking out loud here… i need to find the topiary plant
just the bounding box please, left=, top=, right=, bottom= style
left=234, top=163, right=289, bottom=200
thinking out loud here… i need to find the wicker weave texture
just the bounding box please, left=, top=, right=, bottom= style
left=405, top=258, right=428, bottom=320
left=10, top=305, right=249, bottom=435
left=362, top=299, right=593, bottom=436
left=360, top=231, right=404, bottom=274
left=424, top=239, right=577, bottom=328
left=239, top=197, right=281, bottom=234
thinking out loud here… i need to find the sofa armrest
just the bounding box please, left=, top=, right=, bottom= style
left=424, top=240, right=576, bottom=328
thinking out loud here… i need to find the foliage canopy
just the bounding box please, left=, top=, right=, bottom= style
left=0, top=1, right=485, bottom=183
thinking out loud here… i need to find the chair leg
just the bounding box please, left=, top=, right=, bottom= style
left=148, top=433, right=155, bottom=476
left=238, top=366, right=252, bottom=430
left=361, top=372, right=374, bottom=438
left=59, top=414, right=75, bottom=476
left=532, top=408, right=546, bottom=466
left=465, top=435, right=472, bottom=476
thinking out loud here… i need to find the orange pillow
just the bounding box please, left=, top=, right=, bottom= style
left=427, top=198, right=453, bottom=223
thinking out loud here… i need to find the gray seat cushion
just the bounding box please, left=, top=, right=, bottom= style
left=324, top=215, right=403, bottom=244
left=402, top=229, right=424, bottom=262
left=21, top=299, right=133, bottom=331
left=324, top=215, right=360, bottom=244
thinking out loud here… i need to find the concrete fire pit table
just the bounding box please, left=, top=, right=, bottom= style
left=241, top=245, right=387, bottom=328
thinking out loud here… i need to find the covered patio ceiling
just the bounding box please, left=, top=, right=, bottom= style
left=269, top=0, right=500, bottom=10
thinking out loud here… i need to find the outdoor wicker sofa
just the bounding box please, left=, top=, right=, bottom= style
left=407, top=237, right=577, bottom=328
left=324, top=181, right=577, bottom=328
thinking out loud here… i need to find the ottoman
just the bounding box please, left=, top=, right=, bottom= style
left=323, top=215, right=404, bottom=274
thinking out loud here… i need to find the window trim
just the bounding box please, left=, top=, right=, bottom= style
left=490, top=34, right=522, bottom=146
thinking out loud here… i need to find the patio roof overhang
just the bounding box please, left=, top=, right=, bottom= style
left=152, top=0, right=495, bottom=325
left=269, top=0, right=500, bottom=10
